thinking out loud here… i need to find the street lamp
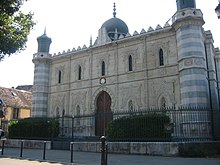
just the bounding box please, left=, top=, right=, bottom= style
left=215, top=0, right=220, bottom=19
left=71, top=115, right=74, bottom=140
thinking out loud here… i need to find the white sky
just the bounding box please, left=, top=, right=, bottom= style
left=0, top=0, right=220, bottom=88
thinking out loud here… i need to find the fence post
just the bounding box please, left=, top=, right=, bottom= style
left=70, top=142, right=74, bottom=163
left=43, top=141, right=47, bottom=160
left=105, top=140, right=108, bottom=165
left=100, top=136, right=107, bottom=165
left=72, top=116, right=74, bottom=141
left=20, top=140, right=24, bottom=157
left=1, top=139, right=5, bottom=155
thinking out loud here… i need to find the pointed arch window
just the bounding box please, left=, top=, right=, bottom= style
left=128, top=100, right=134, bottom=112
left=159, top=48, right=164, bottom=66
left=78, top=65, right=82, bottom=80
left=128, top=55, right=133, bottom=71
left=58, top=70, right=62, bottom=84
left=101, top=61, right=106, bottom=76
left=160, top=97, right=166, bottom=109
left=56, top=107, right=60, bottom=117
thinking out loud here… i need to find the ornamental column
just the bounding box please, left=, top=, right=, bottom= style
left=173, top=0, right=210, bottom=107
left=32, top=31, right=52, bottom=117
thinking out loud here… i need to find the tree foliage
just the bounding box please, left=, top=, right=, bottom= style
left=8, top=118, right=60, bottom=139
left=107, top=113, right=171, bottom=141
left=0, top=0, right=35, bottom=60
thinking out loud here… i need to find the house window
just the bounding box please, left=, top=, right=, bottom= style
left=128, top=55, right=133, bottom=71
left=78, top=65, right=82, bottom=80
left=101, top=61, right=105, bottom=76
left=159, top=49, right=164, bottom=66
left=13, top=108, right=19, bottom=119
left=0, top=99, right=4, bottom=106
left=58, top=70, right=62, bottom=83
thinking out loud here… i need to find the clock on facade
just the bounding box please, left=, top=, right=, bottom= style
left=100, top=77, right=106, bottom=84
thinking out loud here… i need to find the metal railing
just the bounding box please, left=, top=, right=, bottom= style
left=4, top=107, right=220, bottom=142
left=57, top=107, right=220, bottom=142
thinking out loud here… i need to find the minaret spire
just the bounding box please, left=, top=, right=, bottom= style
left=90, top=35, right=93, bottom=47
left=44, top=27, right=46, bottom=35
left=113, top=2, right=116, bottom=18
left=176, top=0, right=196, bottom=11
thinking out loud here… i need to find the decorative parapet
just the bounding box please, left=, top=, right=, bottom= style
left=172, top=8, right=203, bottom=24
left=140, top=29, right=146, bottom=34
left=52, top=23, right=172, bottom=57
left=33, top=52, right=51, bottom=59
left=148, top=26, right=154, bottom=32
left=156, top=24, right=162, bottom=30
left=164, top=22, right=171, bottom=28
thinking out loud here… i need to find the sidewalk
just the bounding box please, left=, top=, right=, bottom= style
left=0, top=147, right=220, bottom=165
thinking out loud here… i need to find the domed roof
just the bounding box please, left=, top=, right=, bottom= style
left=101, top=3, right=129, bottom=40
left=37, top=33, right=51, bottom=43
left=101, top=17, right=128, bottom=36
left=37, top=29, right=52, bottom=53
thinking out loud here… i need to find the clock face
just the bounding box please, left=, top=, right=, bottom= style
left=100, top=77, right=106, bottom=84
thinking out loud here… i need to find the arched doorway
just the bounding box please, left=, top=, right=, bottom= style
left=95, top=91, right=113, bottom=136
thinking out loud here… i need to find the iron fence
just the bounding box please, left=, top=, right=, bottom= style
left=57, top=107, right=220, bottom=142
left=3, top=107, right=220, bottom=142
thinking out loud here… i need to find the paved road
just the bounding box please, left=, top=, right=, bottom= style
left=0, top=158, right=63, bottom=165
left=0, top=148, right=220, bottom=165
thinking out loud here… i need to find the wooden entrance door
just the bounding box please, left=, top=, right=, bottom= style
left=95, top=91, right=113, bottom=136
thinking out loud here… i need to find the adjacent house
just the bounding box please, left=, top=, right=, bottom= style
left=0, top=87, right=32, bottom=122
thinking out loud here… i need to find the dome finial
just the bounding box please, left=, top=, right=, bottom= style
left=44, top=27, right=46, bottom=35
left=113, top=2, right=116, bottom=18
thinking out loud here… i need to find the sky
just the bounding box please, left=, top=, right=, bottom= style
left=0, top=0, right=220, bottom=88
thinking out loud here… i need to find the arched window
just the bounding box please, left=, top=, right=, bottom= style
left=128, top=100, right=134, bottom=112
left=78, top=65, right=82, bottom=80
left=159, top=49, right=164, bottom=66
left=58, top=70, right=62, bottom=83
left=128, top=55, right=133, bottom=71
left=160, top=97, right=166, bottom=108
left=101, top=61, right=105, bottom=76
left=56, top=107, right=60, bottom=117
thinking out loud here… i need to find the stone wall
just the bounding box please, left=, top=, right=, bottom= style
left=72, top=142, right=179, bottom=156
left=0, top=139, right=51, bottom=149
left=2, top=139, right=220, bottom=157
left=72, top=141, right=220, bottom=156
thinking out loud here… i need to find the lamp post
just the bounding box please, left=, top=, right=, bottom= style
left=61, top=109, right=65, bottom=137
left=71, top=115, right=74, bottom=140
left=215, top=0, right=220, bottom=19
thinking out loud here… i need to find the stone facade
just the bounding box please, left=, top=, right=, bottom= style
left=32, top=1, right=220, bottom=136
left=46, top=28, right=180, bottom=116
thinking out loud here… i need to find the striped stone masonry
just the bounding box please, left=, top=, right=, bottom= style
left=173, top=8, right=209, bottom=107
left=32, top=53, right=51, bottom=117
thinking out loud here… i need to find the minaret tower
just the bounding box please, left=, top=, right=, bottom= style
left=32, top=30, right=52, bottom=117
left=173, top=0, right=209, bottom=107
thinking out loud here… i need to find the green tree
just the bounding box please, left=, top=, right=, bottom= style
left=0, top=0, right=35, bottom=60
